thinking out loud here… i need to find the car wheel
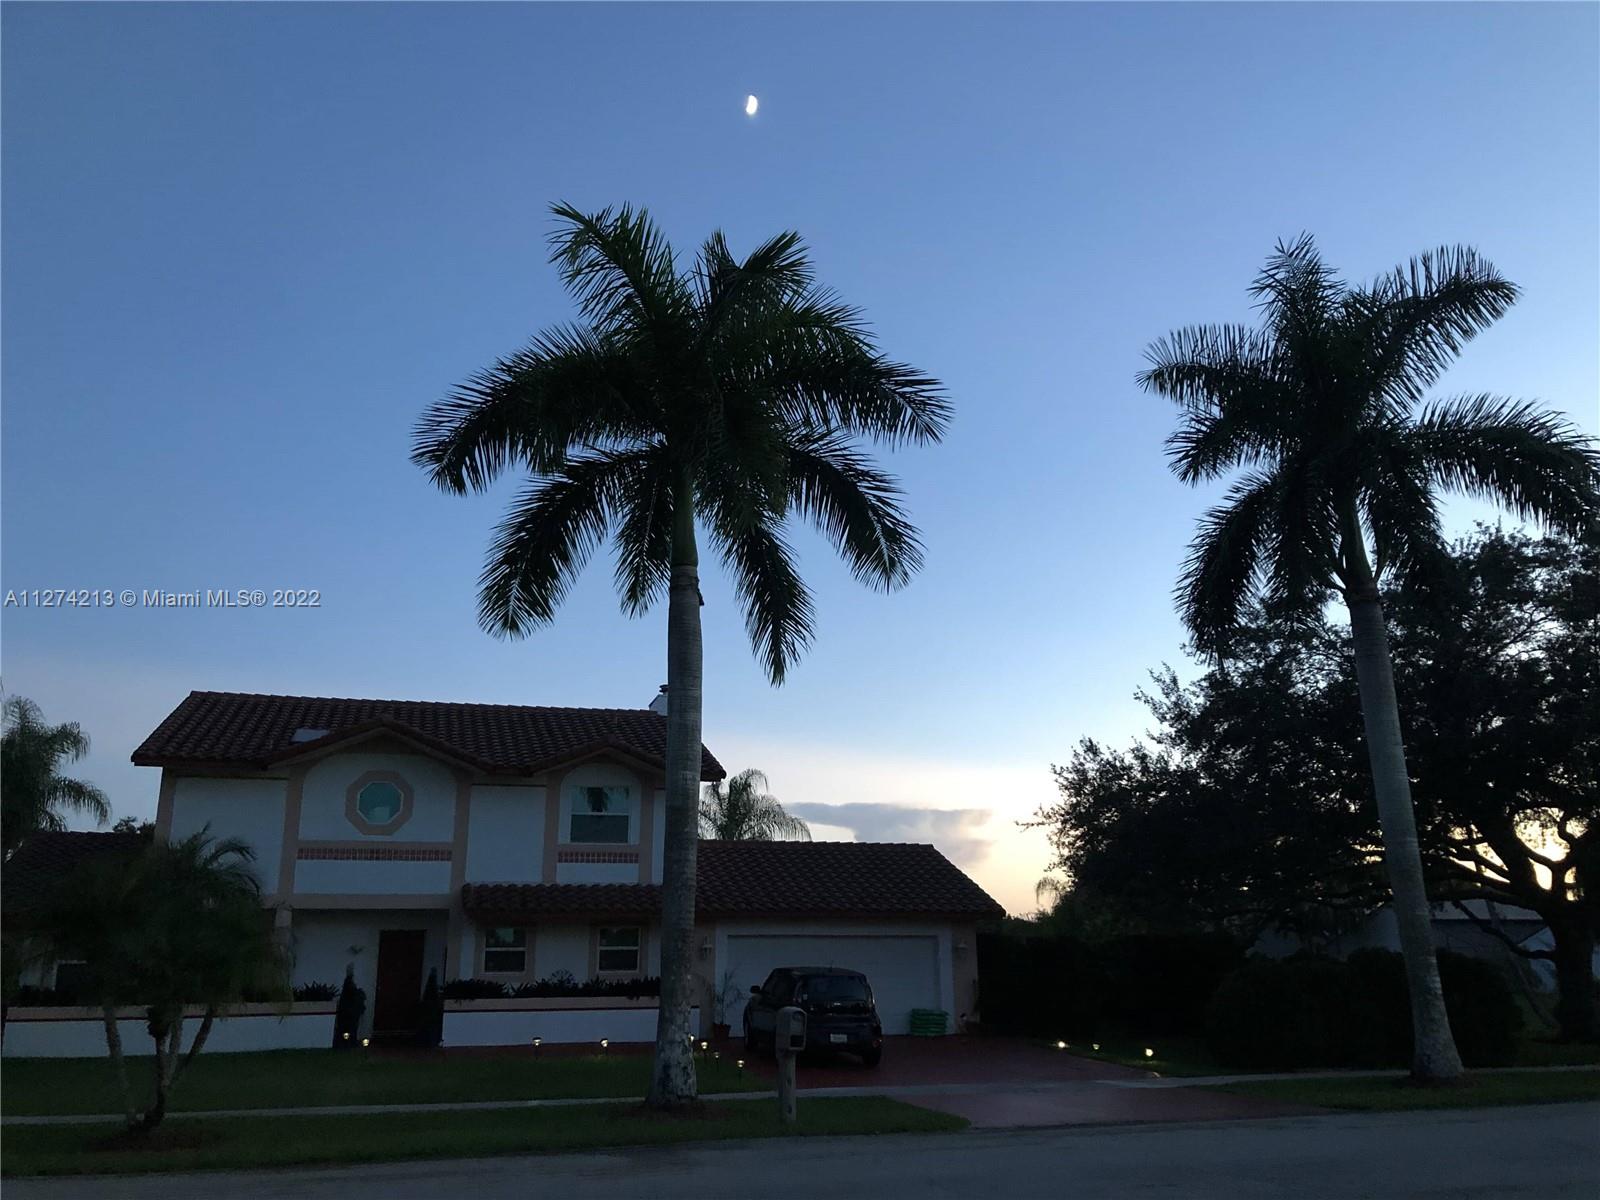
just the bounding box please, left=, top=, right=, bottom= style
left=861, top=1046, right=882, bottom=1068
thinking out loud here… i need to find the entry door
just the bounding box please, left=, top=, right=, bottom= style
left=373, top=929, right=426, bottom=1036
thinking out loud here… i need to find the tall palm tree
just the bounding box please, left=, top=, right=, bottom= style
left=412, top=203, right=947, bottom=1105
left=1, top=696, right=110, bottom=854
left=700, top=768, right=811, bottom=841
left=1140, top=236, right=1599, bottom=1081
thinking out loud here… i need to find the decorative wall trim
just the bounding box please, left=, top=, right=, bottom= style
left=154, top=769, right=177, bottom=842
left=297, top=845, right=451, bottom=862
left=344, top=769, right=415, bottom=836
left=446, top=771, right=472, bottom=979
left=558, top=850, right=639, bottom=865
left=277, top=764, right=307, bottom=897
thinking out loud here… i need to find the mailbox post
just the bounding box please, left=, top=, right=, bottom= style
left=775, top=1005, right=806, bottom=1126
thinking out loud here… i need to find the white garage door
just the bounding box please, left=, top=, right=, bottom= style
left=726, top=933, right=942, bottom=1036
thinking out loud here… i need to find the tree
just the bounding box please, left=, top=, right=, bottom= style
left=412, top=203, right=946, bottom=1104
left=1140, top=237, right=1599, bottom=1079
left=700, top=768, right=811, bottom=840
left=1, top=696, right=110, bottom=854
left=35, top=830, right=289, bottom=1131
left=1034, top=528, right=1600, bottom=1041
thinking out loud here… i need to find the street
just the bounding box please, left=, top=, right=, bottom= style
left=8, top=1103, right=1596, bottom=1200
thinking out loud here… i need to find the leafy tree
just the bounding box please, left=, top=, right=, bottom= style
left=1140, top=236, right=1599, bottom=1079
left=700, top=768, right=810, bottom=840
left=412, top=203, right=946, bottom=1104
left=1035, top=528, right=1599, bottom=1041
left=1, top=696, right=110, bottom=854
left=35, top=830, right=289, bottom=1131
left=110, top=815, right=156, bottom=839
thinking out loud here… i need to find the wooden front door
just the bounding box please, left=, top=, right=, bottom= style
left=373, top=929, right=426, bottom=1036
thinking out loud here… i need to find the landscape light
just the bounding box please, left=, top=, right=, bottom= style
left=1092, top=1043, right=1100, bottom=1051
left=600, top=1038, right=609, bottom=1050
left=532, top=1037, right=542, bottom=1050
left=1144, top=1047, right=1155, bottom=1059
left=1056, top=1040, right=1067, bottom=1050
left=361, top=1037, right=370, bottom=1049
left=736, top=1058, right=745, bottom=1072
left=342, top=1032, right=351, bottom=1042
left=699, top=1040, right=709, bottom=1051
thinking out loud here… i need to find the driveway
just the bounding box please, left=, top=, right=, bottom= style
left=742, top=1035, right=1316, bottom=1127
left=10, top=1103, right=1596, bottom=1199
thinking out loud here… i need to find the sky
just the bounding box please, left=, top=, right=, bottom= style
left=3, top=3, right=1596, bottom=916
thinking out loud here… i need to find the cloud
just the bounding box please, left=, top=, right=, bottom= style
left=785, top=801, right=994, bottom=869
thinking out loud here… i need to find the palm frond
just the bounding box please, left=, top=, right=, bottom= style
left=705, top=511, right=816, bottom=684
left=547, top=202, right=688, bottom=337
left=44, top=777, right=111, bottom=825
left=1249, top=233, right=1342, bottom=353
left=786, top=434, right=922, bottom=590
left=1407, top=395, right=1600, bottom=535
left=610, top=446, right=675, bottom=616
left=477, top=452, right=633, bottom=636
left=1178, top=470, right=1283, bottom=655
left=1355, top=245, right=1519, bottom=414
left=694, top=228, right=813, bottom=339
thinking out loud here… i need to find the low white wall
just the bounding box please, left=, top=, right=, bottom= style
left=2, top=1005, right=335, bottom=1058
left=443, top=1002, right=698, bottom=1047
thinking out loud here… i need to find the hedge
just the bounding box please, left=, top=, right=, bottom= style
left=1205, top=949, right=1521, bottom=1069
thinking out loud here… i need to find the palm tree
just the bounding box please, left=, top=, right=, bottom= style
left=2, top=696, right=110, bottom=854
left=1140, top=236, right=1599, bottom=1081
left=36, top=829, right=289, bottom=1131
left=700, top=769, right=811, bottom=840
left=412, top=203, right=947, bottom=1105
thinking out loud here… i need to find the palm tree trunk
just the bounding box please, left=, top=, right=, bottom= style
left=1343, top=550, right=1465, bottom=1081
left=1549, top=917, right=1597, bottom=1042
left=648, top=475, right=702, bottom=1107
left=100, top=1003, right=137, bottom=1129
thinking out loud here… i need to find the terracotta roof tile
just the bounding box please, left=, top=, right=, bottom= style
left=462, top=841, right=1003, bottom=921
left=131, top=691, right=724, bottom=780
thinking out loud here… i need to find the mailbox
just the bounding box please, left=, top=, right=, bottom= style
left=776, top=1005, right=807, bottom=1055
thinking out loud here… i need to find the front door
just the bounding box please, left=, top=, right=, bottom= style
left=373, top=929, right=426, bottom=1037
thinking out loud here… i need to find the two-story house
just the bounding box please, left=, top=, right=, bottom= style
left=123, top=690, right=1003, bottom=1044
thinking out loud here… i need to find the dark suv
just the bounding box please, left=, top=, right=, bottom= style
left=743, top=966, right=883, bottom=1066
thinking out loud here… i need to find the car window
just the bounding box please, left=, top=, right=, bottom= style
left=765, top=971, right=793, bottom=1003
left=804, top=974, right=871, bottom=1004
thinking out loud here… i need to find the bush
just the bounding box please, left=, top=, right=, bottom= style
left=976, top=931, right=1242, bottom=1038
left=332, top=967, right=366, bottom=1049
left=292, top=981, right=339, bottom=1002
left=418, top=969, right=443, bottom=1047
left=445, top=975, right=663, bottom=1001
left=9, top=985, right=79, bottom=1008
left=1206, top=950, right=1522, bottom=1070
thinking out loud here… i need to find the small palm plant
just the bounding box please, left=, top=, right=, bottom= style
left=700, top=768, right=811, bottom=840
left=1, top=696, right=110, bottom=854
left=413, top=203, right=946, bottom=1104
left=1141, top=236, right=1599, bottom=1080
left=37, top=830, right=289, bottom=1131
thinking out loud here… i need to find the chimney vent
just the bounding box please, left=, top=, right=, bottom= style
left=648, top=685, right=669, bottom=716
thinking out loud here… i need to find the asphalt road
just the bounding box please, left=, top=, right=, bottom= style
left=9, top=1103, right=1598, bottom=1200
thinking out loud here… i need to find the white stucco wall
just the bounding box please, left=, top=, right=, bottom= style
left=299, top=752, right=457, bottom=842
left=651, top=787, right=666, bottom=881
left=294, top=859, right=453, bottom=895
left=168, top=777, right=287, bottom=889
left=443, top=1005, right=697, bottom=1046
left=555, top=861, right=637, bottom=884
left=532, top=925, right=591, bottom=981
left=465, top=785, right=544, bottom=882
left=2, top=1011, right=335, bottom=1058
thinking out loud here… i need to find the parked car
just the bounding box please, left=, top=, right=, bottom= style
left=743, top=966, right=883, bottom=1066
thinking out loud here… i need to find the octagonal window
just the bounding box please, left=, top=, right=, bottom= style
left=356, top=781, right=404, bottom=824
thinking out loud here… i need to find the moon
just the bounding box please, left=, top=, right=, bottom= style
left=745, top=94, right=759, bottom=117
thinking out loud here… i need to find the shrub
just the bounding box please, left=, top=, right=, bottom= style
left=441, top=978, right=509, bottom=1000
left=292, top=981, right=339, bottom=1002
left=9, top=985, right=78, bottom=1008
left=332, top=967, right=366, bottom=1048
left=1207, top=950, right=1522, bottom=1070
left=418, top=969, right=443, bottom=1047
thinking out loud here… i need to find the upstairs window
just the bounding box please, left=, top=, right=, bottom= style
left=356, top=781, right=404, bottom=825
left=482, top=927, right=528, bottom=974
left=569, top=785, right=630, bottom=844
left=345, top=771, right=414, bottom=835
left=596, top=926, right=641, bottom=974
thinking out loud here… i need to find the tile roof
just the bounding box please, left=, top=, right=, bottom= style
left=131, top=691, right=724, bottom=780
left=2, top=830, right=148, bottom=915
left=463, top=841, right=1004, bottom=921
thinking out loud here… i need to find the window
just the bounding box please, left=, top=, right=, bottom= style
left=482, top=927, right=527, bottom=974
left=345, top=771, right=414, bottom=834
left=596, top=926, right=641, bottom=974
left=356, top=780, right=404, bottom=824
left=569, top=785, right=630, bottom=844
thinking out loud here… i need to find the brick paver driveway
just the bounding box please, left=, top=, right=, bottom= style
left=738, top=1035, right=1321, bottom=1127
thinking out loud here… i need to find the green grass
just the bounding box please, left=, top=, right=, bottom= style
left=1510, top=1038, right=1600, bottom=1068
left=1220, top=1068, right=1600, bottom=1112
left=0, top=1049, right=765, bottom=1117
left=2, top=1097, right=966, bottom=1176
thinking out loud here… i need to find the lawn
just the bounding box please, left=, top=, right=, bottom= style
left=0, top=1048, right=766, bottom=1118
left=1220, top=1068, right=1600, bottom=1112
left=2, top=1097, right=967, bottom=1176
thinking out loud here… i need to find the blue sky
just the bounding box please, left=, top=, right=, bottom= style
left=3, top=3, right=1596, bottom=914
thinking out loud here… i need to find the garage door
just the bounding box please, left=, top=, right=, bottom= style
left=726, top=933, right=942, bottom=1036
